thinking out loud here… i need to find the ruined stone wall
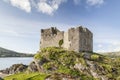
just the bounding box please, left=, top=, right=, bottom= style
left=40, top=27, right=64, bottom=49
left=63, top=32, right=69, bottom=50
left=40, top=26, right=93, bottom=52
left=67, top=28, right=80, bottom=52
left=63, top=27, right=93, bottom=52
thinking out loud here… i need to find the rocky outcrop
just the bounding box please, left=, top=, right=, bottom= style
left=3, top=47, right=120, bottom=80
left=28, top=61, right=38, bottom=72
left=33, top=47, right=119, bottom=80
left=0, top=64, right=28, bottom=74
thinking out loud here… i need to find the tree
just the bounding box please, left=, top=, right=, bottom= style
left=59, top=39, right=64, bottom=48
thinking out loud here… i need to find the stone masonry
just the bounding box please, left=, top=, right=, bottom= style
left=40, top=26, right=93, bottom=52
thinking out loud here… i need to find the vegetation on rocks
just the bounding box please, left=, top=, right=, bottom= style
left=4, top=47, right=120, bottom=80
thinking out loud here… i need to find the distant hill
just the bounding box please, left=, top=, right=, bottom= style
left=0, top=47, right=34, bottom=57
left=100, top=51, right=120, bottom=58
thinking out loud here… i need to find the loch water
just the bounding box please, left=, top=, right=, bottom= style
left=0, top=57, right=33, bottom=70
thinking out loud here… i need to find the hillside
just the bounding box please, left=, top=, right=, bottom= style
left=3, top=47, right=120, bottom=80
left=0, top=47, right=33, bottom=57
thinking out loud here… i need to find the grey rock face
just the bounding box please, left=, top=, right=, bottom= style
left=28, top=61, right=38, bottom=72
left=0, top=64, right=28, bottom=74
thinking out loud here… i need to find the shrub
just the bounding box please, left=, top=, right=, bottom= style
left=34, top=52, right=42, bottom=60
left=102, top=64, right=112, bottom=72
left=91, top=54, right=100, bottom=61
left=58, top=39, right=63, bottom=48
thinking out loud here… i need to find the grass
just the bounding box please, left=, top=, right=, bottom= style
left=4, top=72, right=48, bottom=80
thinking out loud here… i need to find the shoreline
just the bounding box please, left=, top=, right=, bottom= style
left=0, top=72, right=9, bottom=78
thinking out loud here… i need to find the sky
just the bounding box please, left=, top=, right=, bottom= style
left=0, top=0, right=120, bottom=54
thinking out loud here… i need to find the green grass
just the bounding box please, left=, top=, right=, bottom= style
left=4, top=72, right=48, bottom=80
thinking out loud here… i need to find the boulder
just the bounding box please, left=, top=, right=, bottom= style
left=0, top=64, right=28, bottom=74
left=28, top=61, right=38, bottom=72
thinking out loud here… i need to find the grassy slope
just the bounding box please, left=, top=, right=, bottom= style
left=4, top=47, right=120, bottom=80
left=4, top=72, right=48, bottom=80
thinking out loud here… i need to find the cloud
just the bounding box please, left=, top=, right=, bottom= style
left=5, top=0, right=31, bottom=13
left=3, top=0, right=66, bottom=15
left=95, top=40, right=120, bottom=52
left=2, top=0, right=105, bottom=15
left=73, top=0, right=104, bottom=6
left=86, top=0, right=104, bottom=6
left=37, top=0, right=67, bottom=15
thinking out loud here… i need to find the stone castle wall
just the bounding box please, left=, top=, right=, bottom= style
left=40, top=26, right=93, bottom=52
left=67, top=28, right=80, bottom=52
left=78, top=27, right=93, bottom=52
left=40, top=27, right=64, bottom=49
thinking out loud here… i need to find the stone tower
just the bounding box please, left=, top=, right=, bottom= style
left=40, top=26, right=93, bottom=52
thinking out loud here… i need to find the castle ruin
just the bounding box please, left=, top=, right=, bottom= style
left=40, top=26, right=93, bottom=52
